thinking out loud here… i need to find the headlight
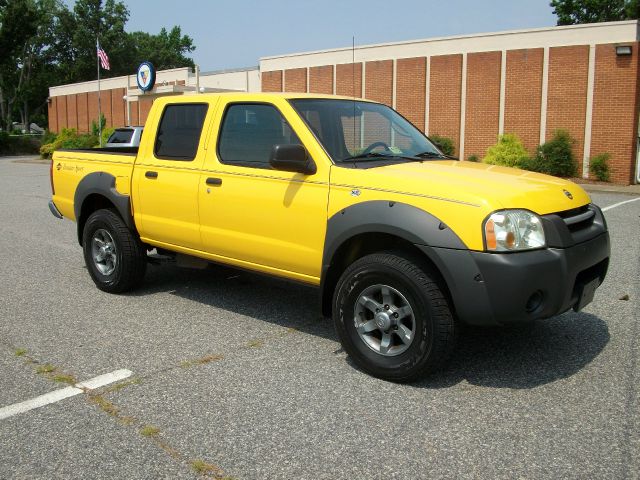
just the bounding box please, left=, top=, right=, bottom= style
left=484, top=210, right=545, bottom=252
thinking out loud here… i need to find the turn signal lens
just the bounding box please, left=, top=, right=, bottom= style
left=485, top=219, right=497, bottom=250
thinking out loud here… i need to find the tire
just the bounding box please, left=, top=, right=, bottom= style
left=333, top=251, right=455, bottom=382
left=82, top=209, right=146, bottom=293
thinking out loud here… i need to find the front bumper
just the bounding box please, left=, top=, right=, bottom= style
left=419, top=229, right=610, bottom=326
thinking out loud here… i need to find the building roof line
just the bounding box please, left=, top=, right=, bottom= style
left=199, top=66, right=259, bottom=75
left=259, top=20, right=639, bottom=61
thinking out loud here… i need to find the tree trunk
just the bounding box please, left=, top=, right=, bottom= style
left=21, top=100, right=30, bottom=131
left=0, top=83, right=10, bottom=132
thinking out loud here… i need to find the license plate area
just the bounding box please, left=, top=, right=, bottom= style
left=574, top=277, right=600, bottom=311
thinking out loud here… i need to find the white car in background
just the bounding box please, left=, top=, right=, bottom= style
left=105, top=126, right=144, bottom=148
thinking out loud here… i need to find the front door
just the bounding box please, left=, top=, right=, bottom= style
left=197, top=100, right=330, bottom=284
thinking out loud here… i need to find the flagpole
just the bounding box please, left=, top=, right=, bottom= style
left=97, top=38, right=102, bottom=147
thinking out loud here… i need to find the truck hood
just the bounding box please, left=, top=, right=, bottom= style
left=339, top=160, right=591, bottom=215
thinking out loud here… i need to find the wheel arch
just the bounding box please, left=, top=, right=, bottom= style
left=74, top=172, right=135, bottom=245
left=320, top=201, right=467, bottom=318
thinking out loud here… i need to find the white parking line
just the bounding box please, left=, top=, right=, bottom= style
left=602, top=197, right=640, bottom=212
left=0, top=369, right=132, bottom=421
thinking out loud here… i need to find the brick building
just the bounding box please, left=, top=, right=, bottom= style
left=49, top=21, right=640, bottom=184
left=47, top=66, right=260, bottom=134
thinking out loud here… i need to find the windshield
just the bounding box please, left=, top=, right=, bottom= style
left=289, top=99, right=443, bottom=163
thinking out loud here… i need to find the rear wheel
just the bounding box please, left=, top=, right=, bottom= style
left=82, top=209, right=146, bottom=293
left=333, top=251, right=455, bottom=382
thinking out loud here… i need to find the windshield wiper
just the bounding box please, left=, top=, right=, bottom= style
left=341, top=152, right=394, bottom=162
left=342, top=151, right=452, bottom=164
left=414, top=151, right=448, bottom=159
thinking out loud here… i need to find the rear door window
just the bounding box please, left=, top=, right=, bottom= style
left=154, top=104, right=208, bottom=161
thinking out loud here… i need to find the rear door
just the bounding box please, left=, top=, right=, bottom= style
left=133, top=99, right=216, bottom=250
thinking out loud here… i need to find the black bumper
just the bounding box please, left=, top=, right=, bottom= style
left=48, top=200, right=63, bottom=219
left=418, top=228, right=610, bottom=326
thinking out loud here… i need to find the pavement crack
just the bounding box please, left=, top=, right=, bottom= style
left=620, top=257, right=640, bottom=480
left=0, top=342, right=231, bottom=479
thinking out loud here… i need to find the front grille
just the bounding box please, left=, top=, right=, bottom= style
left=556, top=205, right=589, bottom=219
left=541, top=204, right=604, bottom=248
left=557, top=205, right=595, bottom=233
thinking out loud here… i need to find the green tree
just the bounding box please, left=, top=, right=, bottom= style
left=550, top=0, right=639, bottom=25
left=16, top=0, right=64, bottom=129
left=0, top=0, right=40, bottom=130
left=129, top=26, right=195, bottom=70
left=51, top=1, right=196, bottom=82
left=55, top=0, right=134, bottom=81
left=0, top=0, right=197, bottom=132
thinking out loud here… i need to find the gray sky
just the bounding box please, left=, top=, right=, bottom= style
left=66, top=0, right=558, bottom=71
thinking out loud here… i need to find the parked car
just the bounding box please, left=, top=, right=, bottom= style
left=10, top=122, right=44, bottom=134
left=105, top=126, right=143, bottom=148
left=48, top=93, right=610, bottom=382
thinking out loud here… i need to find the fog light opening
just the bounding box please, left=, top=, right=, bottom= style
left=526, top=291, right=544, bottom=313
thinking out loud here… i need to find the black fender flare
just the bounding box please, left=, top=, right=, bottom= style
left=320, top=200, right=469, bottom=316
left=73, top=172, right=135, bottom=244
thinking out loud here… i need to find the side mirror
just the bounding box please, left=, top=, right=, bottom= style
left=269, top=144, right=317, bottom=175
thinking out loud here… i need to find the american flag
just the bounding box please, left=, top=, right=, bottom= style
left=97, top=40, right=110, bottom=70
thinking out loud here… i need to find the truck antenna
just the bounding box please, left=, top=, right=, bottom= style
left=352, top=36, right=356, bottom=156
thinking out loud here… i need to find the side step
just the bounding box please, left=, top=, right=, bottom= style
left=146, top=250, right=208, bottom=270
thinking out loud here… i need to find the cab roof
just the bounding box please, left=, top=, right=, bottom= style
left=158, top=92, right=375, bottom=103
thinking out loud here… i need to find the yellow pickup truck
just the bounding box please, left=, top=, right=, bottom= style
left=49, top=93, right=610, bottom=381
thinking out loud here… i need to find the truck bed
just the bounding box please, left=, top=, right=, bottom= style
left=51, top=148, right=137, bottom=221
left=57, top=146, right=139, bottom=155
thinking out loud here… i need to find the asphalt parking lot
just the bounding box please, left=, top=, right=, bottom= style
left=0, top=155, right=638, bottom=479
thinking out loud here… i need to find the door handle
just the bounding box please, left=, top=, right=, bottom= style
left=206, top=177, right=222, bottom=186
left=145, top=171, right=158, bottom=179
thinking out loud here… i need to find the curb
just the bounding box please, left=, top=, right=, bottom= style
left=575, top=182, right=640, bottom=196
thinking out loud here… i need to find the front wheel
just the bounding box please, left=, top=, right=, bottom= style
left=333, top=251, right=456, bottom=382
left=82, top=209, right=147, bottom=293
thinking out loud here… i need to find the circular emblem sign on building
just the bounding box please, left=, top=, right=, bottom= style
left=136, top=61, right=156, bottom=92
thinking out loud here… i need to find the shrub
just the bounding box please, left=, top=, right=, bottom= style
left=518, top=155, right=543, bottom=172
left=100, top=127, right=115, bottom=147
left=91, top=114, right=107, bottom=137
left=531, top=129, right=577, bottom=177
left=589, top=153, right=610, bottom=182
left=0, top=131, right=9, bottom=152
left=62, top=132, right=98, bottom=150
left=429, top=134, right=455, bottom=156
left=40, top=128, right=75, bottom=158
left=483, top=134, right=529, bottom=168
left=467, top=154, right=479, bottom=162
left=42, top=130, right=57, bottom=145
left=40, top=128, right=98, bottom=158
left=0, top=131, right=41, bottom=155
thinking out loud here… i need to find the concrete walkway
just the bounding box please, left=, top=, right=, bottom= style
left=576, top=181, right=640, bottom=195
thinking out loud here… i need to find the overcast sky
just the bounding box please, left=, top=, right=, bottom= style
left=65, top=0, right=558, bottom=71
